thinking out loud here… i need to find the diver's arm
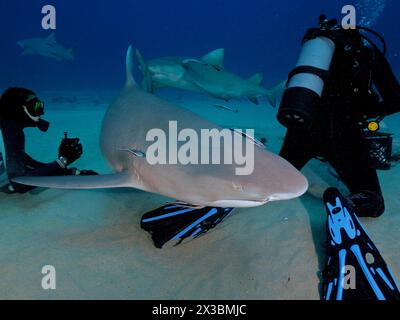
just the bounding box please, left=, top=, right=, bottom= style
left=371, top=50, right=400, bottom=116
left=21, top=152, right=47, bottom=168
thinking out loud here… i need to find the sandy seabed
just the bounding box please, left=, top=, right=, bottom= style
left=1, top=89, right=399, bottom=299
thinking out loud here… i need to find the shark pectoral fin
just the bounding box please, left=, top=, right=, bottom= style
left=265, top=90, right=276, bottom=107
left=200, top=48, right=225, bottom=68
left=182, top=74, right=220, bottom=98
left=248, top=96, right=260, bottom=105
left=248, top=72, right=264, bottom=85
left=12, top=172, right=135, bottom=190
left=266, top=80, right=287, bottom=107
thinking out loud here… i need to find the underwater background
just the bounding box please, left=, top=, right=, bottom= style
left=1, top=0, right=400, bottom=300
left=0, top=0, right=398, bottom=93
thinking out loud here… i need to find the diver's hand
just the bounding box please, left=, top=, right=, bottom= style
left=58, top=137, right=83, bottom=165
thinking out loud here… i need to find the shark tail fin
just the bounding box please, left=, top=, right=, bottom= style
left=248, top=72, right=264, bottom=85
left=125, top=45, right=137, bottom=88
left=135, top=48, right=154, bottom=93
left=201, top=48, right=225, bottom=68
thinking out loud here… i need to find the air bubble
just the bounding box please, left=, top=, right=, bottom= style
left=356, top=0, right=386, bottom=27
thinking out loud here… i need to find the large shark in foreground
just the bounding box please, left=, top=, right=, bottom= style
left=17, top=33, right=75, bottom=62
left=13, top=46, right=308, bottom=208
left=136, top=48, right=277, bottom=105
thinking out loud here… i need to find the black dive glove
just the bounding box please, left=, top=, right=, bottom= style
left=58, top=132, right=83, bottom=166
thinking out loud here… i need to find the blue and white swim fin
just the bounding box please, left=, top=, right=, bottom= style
left=322, top=188, right=400, bottom=300
left=140, top=204, right=235, bottom=249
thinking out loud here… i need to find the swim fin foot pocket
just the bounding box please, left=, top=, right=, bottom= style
left=322, top=187, right=400, bottom=301
left=140, top=204, right=235, bottom=249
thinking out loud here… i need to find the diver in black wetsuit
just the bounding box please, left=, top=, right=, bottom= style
left=0, top=87, right=96, bottom=194
left=277, top=16, right=400, bottom=218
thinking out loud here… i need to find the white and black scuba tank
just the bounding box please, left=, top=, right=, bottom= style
left=278, top=29, right=336, bottom=129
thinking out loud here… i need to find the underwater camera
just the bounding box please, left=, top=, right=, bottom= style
left=277, top=15, right=337, bottom=129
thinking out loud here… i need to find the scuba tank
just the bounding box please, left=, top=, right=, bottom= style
left=278, top=15, right=389, bottom=130
left=277, top=15, right=337, bottom=129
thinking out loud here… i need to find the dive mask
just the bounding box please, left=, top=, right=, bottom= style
left=24, top=94, right=49, bottom=132
left=26, top=95, right=45, bottom=117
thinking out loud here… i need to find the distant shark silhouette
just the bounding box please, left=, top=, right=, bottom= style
left=136, top=48, right=277, bottom=105
left=13, top=46, right=308, bottom=208
left=17, top=33, right=75, bottom=62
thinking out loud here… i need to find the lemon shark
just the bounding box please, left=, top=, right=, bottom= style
left=17, top=33, right=75, bottom=62
left=13, top=46, right=308, bottom=208
left=136, top=49, right=275, bottom=105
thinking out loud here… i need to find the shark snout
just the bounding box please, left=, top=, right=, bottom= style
left=266, top=170, right=309, bottom=202
left=244, top=165, right=309, bottom=204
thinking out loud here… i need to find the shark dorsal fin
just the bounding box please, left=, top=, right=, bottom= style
left=248, top=72, right=263, bottom=85
left=47, top=33, right=57, bottom=43
left=135, top=49, right=155, bottom=93
left=201, top=48, right=224, bottom=68
left=125, top=46, right=137, bottom=88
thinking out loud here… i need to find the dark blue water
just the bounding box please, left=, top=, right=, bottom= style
left=1, top=0, right=398, bottom=92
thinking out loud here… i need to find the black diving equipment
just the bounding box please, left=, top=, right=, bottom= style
left=360, top=114, right=393, bottom=171
left=23, top=95, right=50, bottom=132
left=37, top=118, right=50, bottom=132
left=363, top=132, right=393, bottom=170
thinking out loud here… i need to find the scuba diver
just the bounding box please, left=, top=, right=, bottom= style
left=277, top=15, right=400, bottom=218
left=278, top=15, right=400, bottom=301
left=0, top=87, right=97, bottom=194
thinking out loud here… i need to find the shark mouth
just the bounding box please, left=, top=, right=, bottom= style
left=207, top=199, right=268, bottom=208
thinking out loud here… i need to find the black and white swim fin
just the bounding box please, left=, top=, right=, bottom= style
left=141, top=204, right=235, bottom=249
left=322, top=188, right=400, bottom=300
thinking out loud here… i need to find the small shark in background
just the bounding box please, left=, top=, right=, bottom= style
left=136, top=48, right=279, bottom=105
left=182, top=59, right=272, bottom=105
left=17, top=33, right=75, bottom=62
